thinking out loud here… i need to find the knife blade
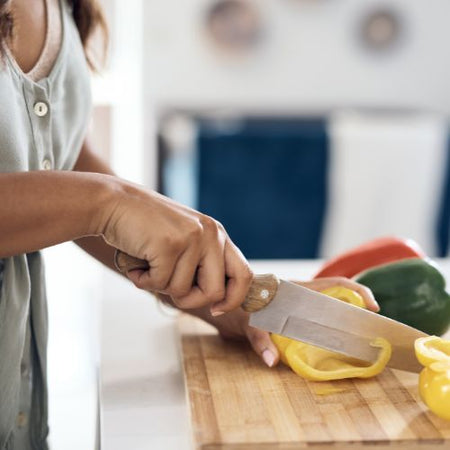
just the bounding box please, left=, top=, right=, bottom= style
left=244, top=275, right=427, bottom=373
left=114, top=251, right=426, bottom=373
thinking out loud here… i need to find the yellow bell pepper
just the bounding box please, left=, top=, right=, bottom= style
left=415, top=336, right=450, bottom=421
left=320, top=286, right=366, bottom=308
left=271, top=287, right=392, bottom=381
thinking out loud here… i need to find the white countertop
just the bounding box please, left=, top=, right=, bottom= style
left=44, top=249, right=450, bottom=450
left=99, top=260, right=323, bottom=450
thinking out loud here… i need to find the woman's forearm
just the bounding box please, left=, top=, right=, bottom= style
left=62, top=139, right=253, bottom=313
left=0, top=170, right=115, bottom=258
left=72, top=139, right=120, bottom=272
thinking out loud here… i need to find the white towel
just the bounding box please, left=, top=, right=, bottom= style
left=320, top=111, right=448, bottom=257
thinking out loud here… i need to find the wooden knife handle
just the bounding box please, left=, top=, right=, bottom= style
left=114, top=250, right=279, bottom=312
left=241, top=273, right=280, bottom=312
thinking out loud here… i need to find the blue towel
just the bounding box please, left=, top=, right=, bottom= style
left=197, top=118, right=328, bottom=259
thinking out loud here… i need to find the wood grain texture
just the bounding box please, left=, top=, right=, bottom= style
left=179, top=315, right=450, bottom=449
left=242, top=274, right=280, bottom=313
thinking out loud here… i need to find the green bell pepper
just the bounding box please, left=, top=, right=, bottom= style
left=355, top=258, right=450, bottom=336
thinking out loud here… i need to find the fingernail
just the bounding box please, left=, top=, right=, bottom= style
left=211, top=310, right=225, bottom=317
left=262, top=349, right=275, bottom=368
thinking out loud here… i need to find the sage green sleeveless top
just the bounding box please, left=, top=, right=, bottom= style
left=0, top=2, right=92, bottom=448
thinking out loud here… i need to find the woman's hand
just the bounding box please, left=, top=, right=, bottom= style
left=99, top=178, right=252, bottom=315
left=186, top=277, right=377, bottom=368
left=189, top=304, right=280, bottom=368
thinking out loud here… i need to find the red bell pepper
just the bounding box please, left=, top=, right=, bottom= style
left=315, top=236, right=425, bottom=279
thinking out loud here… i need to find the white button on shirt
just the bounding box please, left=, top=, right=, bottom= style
left=42, top=159, right=52, bottom=170
left=33, top=102, right=49, bottom=117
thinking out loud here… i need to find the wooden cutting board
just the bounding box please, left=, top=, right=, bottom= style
left=179, top=315, right=450, bottom=450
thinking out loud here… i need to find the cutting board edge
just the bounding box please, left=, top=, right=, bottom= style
left=178, top=315, right=450, bottom=449
left=198, top=442, right=447, bottom=450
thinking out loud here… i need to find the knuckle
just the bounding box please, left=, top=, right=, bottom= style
left=186, top=220, right=203, bottom=240
left=245, top=326, right=258, bottom=341
left=171, top=297, right=184, bottom=309
left=250, top=333, right=267, bottom=351
left=205, top=288, right=226, bottom=303
left=332, top=276, right=347, bottom=283
left=330, top=277, right=350, bottom=288
left=168, top=285, right=191, bottom=299
left=149, top=274, right=170, bottom=292
left=361, top=286, right=374, bottom=297
left=172, top=297, right=194, bottom=310
left=240, top=265, right=254, bottom=283
left=215, top=220, right=226, bottom=233
left=162, top=234, right=184, bottom=253
left=200, top=215, right=219, bottom=234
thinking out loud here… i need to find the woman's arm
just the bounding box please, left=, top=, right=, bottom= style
left=71, top=140, right=378, bottom=368
left=70, top=140, right=280, bottom=366
left=0, top=140, right=253, bottom=314
left=72, top=139, right=118, bottom=272
left=0, top=169, right=113, bottom=257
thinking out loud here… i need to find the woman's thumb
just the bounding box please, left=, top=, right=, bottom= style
left=245, top=326, right=280, bottom=368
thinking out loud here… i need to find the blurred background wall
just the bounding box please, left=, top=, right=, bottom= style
left=142, top=0, right=450, bottom=258
left=143, top=0, right=450, bottom=113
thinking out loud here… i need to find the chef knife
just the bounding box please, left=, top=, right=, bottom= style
left=115, top=251, right=427, bottom=373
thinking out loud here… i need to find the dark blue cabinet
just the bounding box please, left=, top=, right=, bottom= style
left=197, top=118, right=328, bottom=259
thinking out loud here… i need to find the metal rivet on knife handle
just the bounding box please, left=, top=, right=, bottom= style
left=114, top=250, right=150, bottom=273
left=242, top=274, right=280, bottom=313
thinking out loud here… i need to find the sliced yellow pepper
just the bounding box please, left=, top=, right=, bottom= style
left=271, top=287, right=392, bottom=381
left=415, top=336, right=450, bottom=421
left=320, top=286, right=366, bottom=308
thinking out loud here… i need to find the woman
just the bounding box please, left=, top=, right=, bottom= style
left=0, top=1, right=377, bottom=448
